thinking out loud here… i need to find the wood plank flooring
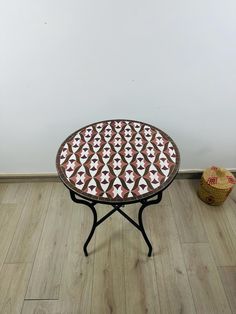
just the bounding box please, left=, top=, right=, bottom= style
left=0, top=180, right=235, bottom=314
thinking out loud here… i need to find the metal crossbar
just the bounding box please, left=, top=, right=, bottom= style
left=69, top=190, right=162, bottom=257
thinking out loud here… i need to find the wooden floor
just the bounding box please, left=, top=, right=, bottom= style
left=0, top=180, right=235, bottom=314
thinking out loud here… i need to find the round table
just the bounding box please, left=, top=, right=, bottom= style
left=56, top=119, right=180, bottom=256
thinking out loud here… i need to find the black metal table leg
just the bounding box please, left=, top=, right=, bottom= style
left=83, top=205, right=122, bottom=256
left=69, top=189, right=163, bottom=257
left=138, top=204, right=153, bottom=257
left=138, top=192, right=163, bottom=256
left=83, top=203, right=97, bottom=256
left=70, top=190, right=98, bottom=256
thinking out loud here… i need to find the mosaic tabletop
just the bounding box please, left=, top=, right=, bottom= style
left=56, top=120, right=180, bottom=203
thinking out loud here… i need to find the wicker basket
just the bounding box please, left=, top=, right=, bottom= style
left=198, top=166, right=235, bottom=206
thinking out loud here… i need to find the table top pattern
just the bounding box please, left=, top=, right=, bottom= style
left=56, top=120, right=180, bottom=203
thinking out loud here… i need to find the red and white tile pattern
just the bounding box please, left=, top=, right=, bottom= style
left=57, top=120, right=179, bottom=201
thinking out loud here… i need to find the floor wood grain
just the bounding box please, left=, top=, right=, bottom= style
left=0, top=263, right=32, bottom=314
left=183, top=243, right=232, bottom=314
left=148, top=204, right=196, bottom=314
left=218, top=267, right=236, bottom=314
left=169, top=180, right=207, bottom=243
left=21, top=300, right=60, bottom=314
left=123, top=204, right=160, bottom=314
left=0, top=184, right=30, bottom=271
left=189, top=180, right=236, bottom=266
left=59, top=203, right=95, bottom=314
left=0, top=180, right=235, bottom=314
left=5, top=183, right=53, bottom=263
left=0, top=184, right=8, bottom=203
left=0, top=204, right=23, bottom=272
left=1, top=183, right=30, bottom=205
left=25, top=183, right=73, bottom=300
left=91, top=205, right=126, bottom=314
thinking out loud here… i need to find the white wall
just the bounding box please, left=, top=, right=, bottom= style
left=0, top=0, right=235, bottom=173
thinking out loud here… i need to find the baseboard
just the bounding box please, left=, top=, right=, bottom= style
left=0, top=169, right=235, bottom=183
left=0, top=173, right=60, bottom=183
left=177, top=169, right=236, bottom=179
left=177, top=170, right=203, bottom=179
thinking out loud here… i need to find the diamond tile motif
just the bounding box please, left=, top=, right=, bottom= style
left=56, top=120, right=180, bottom=203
